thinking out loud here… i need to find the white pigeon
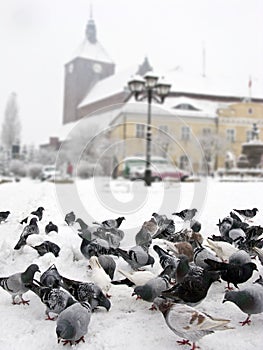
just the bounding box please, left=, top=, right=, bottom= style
left=88, top=256, right=111, bottom=295
left=155, top=298, right=233, bottom=350
left=117, top=268, right=156, bottom=286
left=204, top=238, right=238, bottom=261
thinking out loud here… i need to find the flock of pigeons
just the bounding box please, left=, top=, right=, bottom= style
left=0, top=206, right=263, bottom=349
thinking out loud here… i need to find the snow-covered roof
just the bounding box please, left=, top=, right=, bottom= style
left=68, top=38, right=114, bottom=64
left=79, top=67, right=263, bottom=112
left=55, top=107, right=123, bottom=142
left=167, top=69, right=263, bottom=99
left=78, top=65, right=138, bottom=108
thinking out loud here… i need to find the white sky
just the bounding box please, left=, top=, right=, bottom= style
left=0, top=0, right=262, bottom=146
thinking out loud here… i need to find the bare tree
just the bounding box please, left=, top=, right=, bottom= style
left=1, top=92, right=21, bottom=151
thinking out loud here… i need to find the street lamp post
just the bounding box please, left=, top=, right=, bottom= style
left=128, top=72, right=171, bottom=186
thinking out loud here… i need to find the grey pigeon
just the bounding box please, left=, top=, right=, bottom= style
left=40, top=264, right=62, bottom=288
left=172, top=208, right=197, bottom=222
left=75, top=218, right=88, bottom=232
left=228, top=250, right=251, bottom=265
left=26, top=281, right=76, bottom=320
left=56, top=301, right=91, bottom=345
left=223, top=275, right=263, bottom=325
left=59, top=275, right=111, bottom=311
left=14, top=217, right=39, bottom=250
left=45, top=221, right=58, bottom=234
left=93, top=216, right=125, bottom=229
left=132, top=266, right=172, bottom=302
left=0, top=211, right=10, bottom=223
left=65, top=211, right=76, bottom=226
left=31, top=206, right=45, bottom=221
left=135, top=220, right=156, bottom=247
left=155, top=298, right=232, bottom=349
left=0, top=264, right=40, bottom=304
left=79, top=234, right=114, bottom=259
left=233, top=208, right=258, bottom=221
left=32, top=240, right=60, bottom=257
left=153, top=244, right=179, bottom=277
left=97, top=255, right=116, bottom=280
left=193, top=242, right=221, bottom=269
left=114, top=245, right=155, bottom=270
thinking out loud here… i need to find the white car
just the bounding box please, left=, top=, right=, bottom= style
left=41, top=165, right=61, bottom=181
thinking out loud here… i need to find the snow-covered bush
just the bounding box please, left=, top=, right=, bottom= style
left=28, top=163, right=42, bottom=179
left=9, top=160, right=27, bottom=177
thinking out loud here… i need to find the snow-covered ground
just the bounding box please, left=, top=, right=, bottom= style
left=0, top=177, right=263, bottom=350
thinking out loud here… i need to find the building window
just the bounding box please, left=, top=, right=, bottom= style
left=226, top=129, right=235, bottom=143
left=136, top=124, right=145, bottom=138
left=202, top=128, right=211, bottom=136
left=180, top=155, right=189, bottom=170
left=181, top=126, right=190, bottom=141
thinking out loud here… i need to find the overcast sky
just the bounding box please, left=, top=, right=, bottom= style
left=0, top=0, right=262, bottom=146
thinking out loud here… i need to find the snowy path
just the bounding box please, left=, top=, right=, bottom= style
left=0, top=178, right=263, bottom=350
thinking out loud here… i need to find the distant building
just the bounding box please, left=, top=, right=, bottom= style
left=58, top=14, right=263, bottom=172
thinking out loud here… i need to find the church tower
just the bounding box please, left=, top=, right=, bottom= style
left=63, top=12, right=115, bottom=124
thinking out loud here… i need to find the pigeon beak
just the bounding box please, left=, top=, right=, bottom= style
left=131, top=291, right=136, bottom=297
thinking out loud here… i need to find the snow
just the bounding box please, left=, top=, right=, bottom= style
left=0, top=178, right=263, bottom=350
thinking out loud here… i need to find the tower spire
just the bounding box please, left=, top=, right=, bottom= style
left=85, top=3, right=97, bottom=43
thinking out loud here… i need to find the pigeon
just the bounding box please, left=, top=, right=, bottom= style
left=154, top=298, right=233, bottom=350
left=204, top=238, right=238, bottom=261
left=233, top=208, right=258, bottom=221
left=14, top=217, right=39, bottom=250
left=25, top=281, right=76, bottom=320
left=93, top=216, right=125, bottom=229
left=32, top=240, right=60, bottom=257
left=20, top=216, right=28, bottom=225
left=97, top=255, right=116, bottom=280
left=65, top=211, right=76, bottom=226
left=56, top=301, right=91, bottom=346
left=0, top=264, right=40, bottom=304
left=112, top=268, right=156, bottom=287
left=190, top=219, right=202, bottom=233
left=204, top=258, right=258, bottom=289
left=132, top=266, right=172, bottom=302
left=153, top=244, right=180, bottom=275
left=217, top=217, right=233, bottom=239
left=114, top=245, right=155, bottom=270
left=244, top=225, right=263, bottom=241
left=79, top=234, right=114, bottom=259
left=228, top=250, right=251, bottom=265
left=152, top=215, right=176, bottom=240
left=45, top=221, right=58, bottom=234
left=31, top=206, right=45, bottom=221
left=88, top=256, right=111, bottom=295
left=75, top=218, right=88, bottom=232
left=59, top=275, right=111, bottom=311
left=172, top=209, right=197, bottom=222
left=0, top=211, right=10, bottom=223
left=193, top=242, right=221, bottom=269
left=40, top=264, right=62, bottom=288
left=223, top=275, right=263, bottom=325
left=93, top=227, right=124, bottom=249
left=152, top=212, right=168, bottom=226
left=229, top=211, right=250, bottom=230
left=135, top=220, right=155, bottom=247
left=161, top=264, right=220, bottom=306
left=164, top=241, right=194, bottom=262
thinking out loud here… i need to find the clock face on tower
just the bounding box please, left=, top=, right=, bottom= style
left=93, top=63, right=102, bottom=73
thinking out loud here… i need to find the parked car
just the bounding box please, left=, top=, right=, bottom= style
left=122, top=156, right=189, bottom=182
left=41, top=165, right=61, bottom=181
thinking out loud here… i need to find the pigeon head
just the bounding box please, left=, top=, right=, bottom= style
left=38, top=207, right=45, bottom=211
left=29, top=217, right=38, bottom=225
left=222, top=290, right=239, bottom=305
left=133, top=285, right=153, bottom=302
left=22, top=264, right=40, bottom=283
left=56, top=319, right=76, bottom=342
